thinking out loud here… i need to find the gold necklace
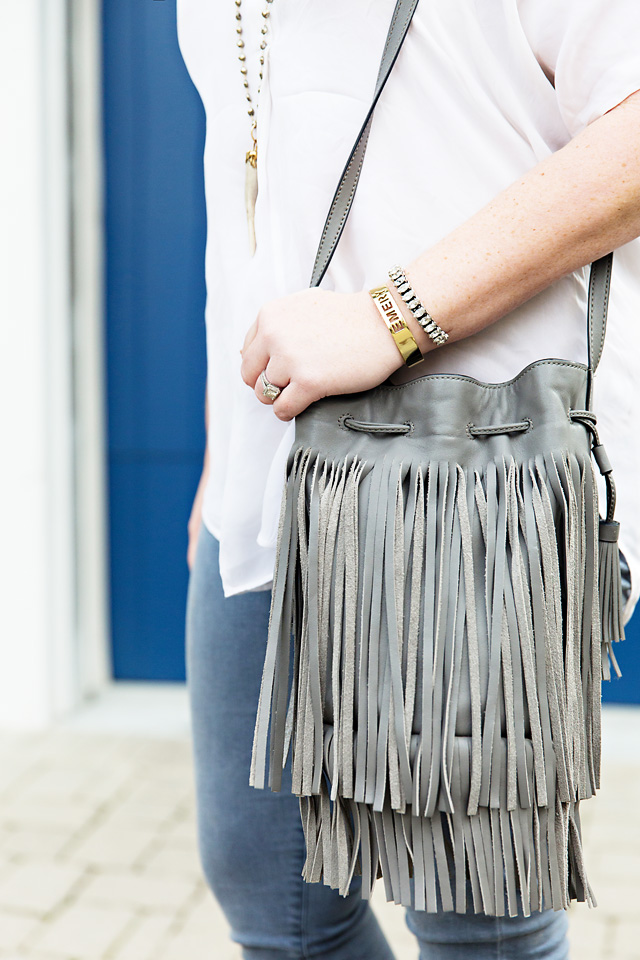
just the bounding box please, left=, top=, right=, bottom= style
left=235, top=0, right=274, bottom=255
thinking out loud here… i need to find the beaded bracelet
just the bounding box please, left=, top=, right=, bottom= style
left=388, top=265, right=449, bottom=346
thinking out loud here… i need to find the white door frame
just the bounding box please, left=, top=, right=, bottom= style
left=68, top=0, right=111, bottom=708
left=0, top=0, right=109, bottom=729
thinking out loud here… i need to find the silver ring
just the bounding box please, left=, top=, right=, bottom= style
left=260, top=369, right=282, bottom=402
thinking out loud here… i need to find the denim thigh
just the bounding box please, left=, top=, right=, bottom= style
left=185, top=523, right=394, bottom=960
left=406, top=895, right=569, bottom=960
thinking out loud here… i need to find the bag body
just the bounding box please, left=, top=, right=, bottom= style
left=252, top=354, right=622, bottom=915
left=249, top=0, right=625, bottom=917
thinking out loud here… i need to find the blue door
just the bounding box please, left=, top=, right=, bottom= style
left=103, top=0, right=207, bottom=681
left=101, top=0, right=638, bottom=697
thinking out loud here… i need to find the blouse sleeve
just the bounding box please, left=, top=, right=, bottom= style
left=517, top=0, right=640, bottom=136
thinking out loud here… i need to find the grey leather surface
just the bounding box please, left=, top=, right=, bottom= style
left=295, top=359, right=593, bottom=467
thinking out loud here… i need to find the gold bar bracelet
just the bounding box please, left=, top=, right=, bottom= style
left=368, top=285, right=423, bottom=367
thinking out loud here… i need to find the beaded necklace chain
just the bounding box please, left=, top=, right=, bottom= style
left=235, top=0, right=274, bottom=254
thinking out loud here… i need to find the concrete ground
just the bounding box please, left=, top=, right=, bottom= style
left=0, top=684, right=638, bottom=960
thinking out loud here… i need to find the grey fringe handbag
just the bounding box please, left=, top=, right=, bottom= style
left=250, top=0, right=626, bottom=917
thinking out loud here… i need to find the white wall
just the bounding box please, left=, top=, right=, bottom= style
left=0, top=0, right=108, bottom=728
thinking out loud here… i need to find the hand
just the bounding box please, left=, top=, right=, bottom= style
left=240, top=288, right=405, bottom=420
left=187, top=450, right=210, bottom=571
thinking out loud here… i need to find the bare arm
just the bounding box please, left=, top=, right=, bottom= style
left=402, top=89, right=640, bottom=355
left=240, top=89, right=640, bottom=419
left=187, top=385, right=210, bottom=570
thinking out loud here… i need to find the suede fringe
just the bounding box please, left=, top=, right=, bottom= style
left=251, top=447, right=622, bottom=914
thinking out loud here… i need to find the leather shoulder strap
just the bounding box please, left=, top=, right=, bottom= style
left=309, top=0, right=420, bottom=288
left=588, top=253, right=613, bottom=375
left=586, top=251, right=614, bottom=408
left=308, top=0, right=614, bottom=392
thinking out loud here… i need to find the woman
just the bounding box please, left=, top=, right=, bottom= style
left=179, top=1, right=640, bottom=957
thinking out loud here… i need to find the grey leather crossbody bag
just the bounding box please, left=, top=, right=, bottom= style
left=250, top=0, right=625, bottom=917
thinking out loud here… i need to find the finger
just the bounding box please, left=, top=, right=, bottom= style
left=241, top=319, right=258, bottom=354
left=241, top=332, right=270, bottom=387
left=271, top=381, right=312, bottom=421
left=254, top=360, right=290, bottom=405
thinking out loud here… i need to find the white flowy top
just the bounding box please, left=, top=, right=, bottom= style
left=177, top=0, right=640, bottom=618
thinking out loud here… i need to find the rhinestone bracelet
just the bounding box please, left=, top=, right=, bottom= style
left=388, top=265, right=449, bottom=346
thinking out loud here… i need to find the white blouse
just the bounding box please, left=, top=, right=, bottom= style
left=177, top=0, right=640, bottom=619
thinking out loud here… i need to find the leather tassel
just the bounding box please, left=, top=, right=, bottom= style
left=598, top=519, right=625, bottom=679
left=589, top=436, right=626, bottom=679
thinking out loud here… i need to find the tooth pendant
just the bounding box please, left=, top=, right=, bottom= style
left=245, top=154, right=258, bottom=256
